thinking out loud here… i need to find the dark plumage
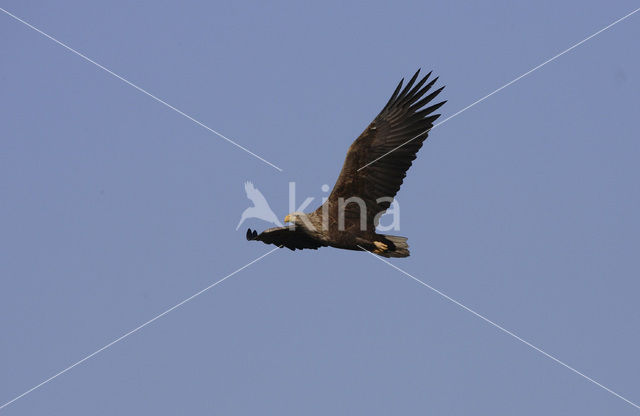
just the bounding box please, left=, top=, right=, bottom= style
left=247, top=69, right=445, bottom=257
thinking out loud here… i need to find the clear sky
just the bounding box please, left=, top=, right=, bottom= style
left=1, top=1, right=639, bottom=414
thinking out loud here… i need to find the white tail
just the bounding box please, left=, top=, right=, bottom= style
left=382, top=235, right=410, bottom=258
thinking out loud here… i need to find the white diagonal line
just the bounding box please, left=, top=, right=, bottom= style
left=357, top=246, right=640, bottom=411
left=0, top=246, right=281, bottom=411
left=0, top=7, right=283, bottom=172
left=357, top=6, right=640, bottom=172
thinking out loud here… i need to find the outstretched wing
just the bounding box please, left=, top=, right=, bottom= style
left=246, top=228, right=326, bottom=251
left=319, top=69, right=445, bottom=225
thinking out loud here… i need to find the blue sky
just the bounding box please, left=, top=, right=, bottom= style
left=1, top=1, right=639, bottom=414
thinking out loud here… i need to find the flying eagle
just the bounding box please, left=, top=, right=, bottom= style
left=247, top=69, right=445, bottom=257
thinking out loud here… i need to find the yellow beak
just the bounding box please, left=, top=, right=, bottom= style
left=284, top=214, right=291, bottom=223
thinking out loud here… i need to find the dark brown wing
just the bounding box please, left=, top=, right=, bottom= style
left=319, top=69, right=445, bottom=226
left=246, top=228, right=326, bottom=251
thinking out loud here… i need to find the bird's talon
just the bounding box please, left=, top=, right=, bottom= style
left=373, top=241, right=388, bottom=253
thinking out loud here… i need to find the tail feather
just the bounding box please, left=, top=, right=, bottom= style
left=381, top=235, right=410, bottom=258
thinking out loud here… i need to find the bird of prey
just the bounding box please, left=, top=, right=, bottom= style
left=236, top=181, right=282, bottom=230
left=247, top=69, right=445, bottom=257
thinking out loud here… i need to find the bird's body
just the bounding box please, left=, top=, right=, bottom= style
left=247, top=69, right=445, bottom=257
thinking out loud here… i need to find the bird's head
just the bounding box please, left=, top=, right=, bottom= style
left=284, top=211, right=318, bottom=233
left=284, top=212, right=306, bottom=225
left=287, top=211, right=320, bottom=229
